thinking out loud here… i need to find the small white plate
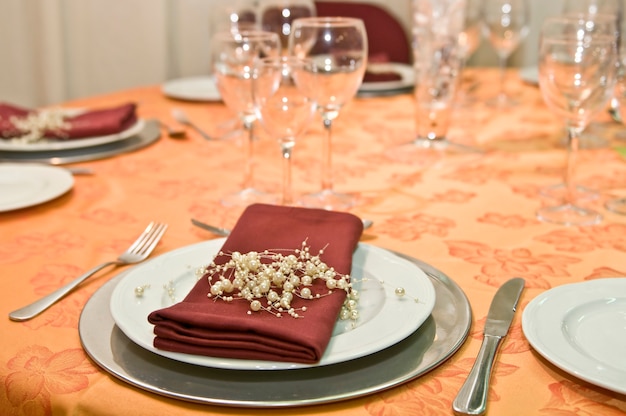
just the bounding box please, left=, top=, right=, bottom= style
left=522, top=278, right=626, bottom=394
left=0, top=164, right=74, bottom=212
left=161, top=76, right=222, bottom=102
left=110, top=240, right=436, bottom=370
left=519, top=66, right=538, bottom=85
left=0, top=118, right=145, bottom=152
left=359, top=62, right=415, bottom=93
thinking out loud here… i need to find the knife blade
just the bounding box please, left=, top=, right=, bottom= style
left=452, top=277, right=525, bottom=415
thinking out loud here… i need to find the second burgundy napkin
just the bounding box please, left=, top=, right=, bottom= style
left=147, top=204, right=364, bottom=364
left=0, top=102, right=137, bottom=140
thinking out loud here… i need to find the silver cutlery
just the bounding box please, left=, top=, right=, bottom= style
left=190, top=217, right=373, bottom=237
left=8, top=222, right=168, bottom=321
left=158, top=120, right=186, bottom=139
left=452, top=277, right=525, bottom=415
left=67, top=167, right=94, bottom=175
left=171, top=108, right=215, bottom=141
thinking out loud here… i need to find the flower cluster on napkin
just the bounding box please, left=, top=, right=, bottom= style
left=147, top=204, right=364, bottom=364
left=0, top=102, right=137, bottom=140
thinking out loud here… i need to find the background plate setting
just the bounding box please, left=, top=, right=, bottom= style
left=0, top=164, right=74, bottom=212
left=161, top=76, right=222, bottom=102
left=79, top=250, right=471, bottom=407
left=109, top=240, right=436, bottom=370
left=523, top=278, right=626, bottom=395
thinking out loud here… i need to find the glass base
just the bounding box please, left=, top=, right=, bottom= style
left=539, top=184, right=599, bottom=201
left=605, top=198, right=626, bottom=215
left=298, top=189, right=356, bottom=211
left=386, top=138, right=482, bottom=164
left=220, top=187, right=278, bottom=207
left=536, top=203, right=602, bottom=226
left=486, top=93, right=520, bottom=110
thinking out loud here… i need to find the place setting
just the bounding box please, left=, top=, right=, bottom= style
left=0, top=101, right=159, bottom=164
left=78, top=203, right=472, bottom=407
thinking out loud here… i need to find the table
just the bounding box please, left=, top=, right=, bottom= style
left=2, top=68, right=626, bottom=415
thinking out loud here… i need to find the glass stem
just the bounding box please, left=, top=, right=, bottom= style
left=242, top=120, right=255, bottom=190
left=564, top=126, right=580, bottom=206
left=498, top=54, right=508, bottom=102
left=281, top=141, right=294, bottom=205
left=321, top=117, right=333, bottom=192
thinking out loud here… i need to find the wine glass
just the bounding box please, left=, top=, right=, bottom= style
left=289, top=17, right=368, bottom=210
left=561, top=0, right=624, bottom=149
left=258, top=0, right=316, bottom=54
left=481, top=0, right=530, bottom=108
left=457, top=0, right=484, bottom=107
left=252, top=57, right=317, bottom=205
left=211, top=30, right=281, bottom=206
left=211, top=0, right=259, bottom=33
left=536, top=15, right=618, bottom=225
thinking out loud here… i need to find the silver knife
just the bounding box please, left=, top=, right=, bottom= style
left=453, top=277, right=525, bottom=415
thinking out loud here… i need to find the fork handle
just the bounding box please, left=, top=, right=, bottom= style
left=8, top=260, right=120, bottom=321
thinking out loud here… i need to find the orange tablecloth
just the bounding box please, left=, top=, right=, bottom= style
left=2, top=68, right=626, bottom=415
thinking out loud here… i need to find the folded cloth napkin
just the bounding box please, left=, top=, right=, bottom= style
left=363, top=70, right=403, bottom=83
left=0, top=102, right=137, bottom=140
left=148, top=203, right=364, bottom=364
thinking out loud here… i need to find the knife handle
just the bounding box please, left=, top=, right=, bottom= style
left=452, top=334, right=502, bottom=415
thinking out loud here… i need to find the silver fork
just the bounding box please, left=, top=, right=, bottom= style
left=171, top=108, right=215, bottom=141
left=8, top=222, right=168, bottom=321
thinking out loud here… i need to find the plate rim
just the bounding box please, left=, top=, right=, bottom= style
left=359, top=62, right=415, bottom=92
left=108, top=240, right=436, bottom=370
left=161, top=76, right=222, bottom=102
left=0, top=163, right=74, bottom=212
left=522, top=277, right=626, bottom=394
left=0, top=118, right=145, bottom=152
left=79, top=250, right=472, bottom=407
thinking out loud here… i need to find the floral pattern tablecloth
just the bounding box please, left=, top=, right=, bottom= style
left=1, top=68, right=626, bottom=415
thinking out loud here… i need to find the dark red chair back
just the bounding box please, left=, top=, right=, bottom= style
left=314, top=1, right=411, bottom=64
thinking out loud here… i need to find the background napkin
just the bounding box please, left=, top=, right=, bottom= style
left=148, top=203, right=364, bottom=364
left=0, top=102, right=137, bottom=140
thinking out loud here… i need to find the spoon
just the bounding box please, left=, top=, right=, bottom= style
left=158, top=120, right=186, bottom=139
left=171, top=109, right=215, bottom=141
left=191, top=217, right=373, bottom=237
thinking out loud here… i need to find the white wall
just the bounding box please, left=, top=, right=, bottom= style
left=0, top=0, right=562, bottom=108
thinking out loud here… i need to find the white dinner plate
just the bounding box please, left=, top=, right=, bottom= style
left=110, top=239, right=436, bottom=370
left=522, top=278, right=626, bottom=394
left=519, top=66, right=538, bottom=85
left=161, top=76, right=222, bottom=102
left=359, top=62, right=415, bottom=93
left=0, top=118, right=145, bottom=152
left=0, top=164, right=74, bottom=212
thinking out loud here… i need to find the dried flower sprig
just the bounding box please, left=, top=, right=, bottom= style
left=198, top=240, right=360, bottom=321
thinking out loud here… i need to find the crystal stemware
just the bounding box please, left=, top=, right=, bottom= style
left=536, top=15, right=618, bottom=225
left=252, top=56, right=317, bottom=205
left=289, top=17, right=368, bottom=210
left=211, top=30, right=281, bottom=206
left=258, top=0, right=316, bottom=54
left=481, top=0, right=530, bottom=108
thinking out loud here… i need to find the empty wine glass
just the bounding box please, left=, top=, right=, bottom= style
left=481, top=0, right=530, bottom=108
left=289, top=17, right=368, bottom=210
left=258, top=0, right=316, bottom=54
left=536, top=15, right=618, bottom=225
left=252, top=57, right=317, bottom=205
left=211, top=30, right=281, bottom=206
left=562, top=0, right=624, bottom=149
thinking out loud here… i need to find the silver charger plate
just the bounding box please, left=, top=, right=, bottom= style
left=0, top=120, right=160, bottom=165
left=79, top=253, right=472, bottom=408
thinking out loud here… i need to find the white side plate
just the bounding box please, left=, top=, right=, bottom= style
left=522, top=278, right=626, bottom=394
left=0, top=164, right=74, bottom=212
left=161, top=76, right=222, bottom=102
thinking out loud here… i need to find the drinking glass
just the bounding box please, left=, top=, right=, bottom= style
left=481, top=0, right=530, bottom=108
left=211, top=30, right=281, bottom=206
left=252, top=57, right=317, bottom=205
left=536, top=16, right=618, bottom=225
left=289, top=17, right=368, bottom=210
left=561, top=0, right=624, bottom=149
left=258, top=0, right=316, bottom=54
left=211, top=0, right=259, bottom=33
left=389, top=0, right=470, bottom=158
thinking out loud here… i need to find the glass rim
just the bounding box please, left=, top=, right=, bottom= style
left=290, top=16, right=365, bottom=28
left=212, top=29, right=280, bottom=42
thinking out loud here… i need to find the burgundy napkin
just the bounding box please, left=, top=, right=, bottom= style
left=0, top=102, right=137, bottom=140
left=363, top=71, right=403, bottom=83
left=147, top=204, right=364, bottom=364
